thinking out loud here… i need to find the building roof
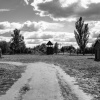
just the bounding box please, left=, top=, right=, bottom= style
left=46, top=41, right=53, bottom=45
left=94, top=38, right=100, bottom=48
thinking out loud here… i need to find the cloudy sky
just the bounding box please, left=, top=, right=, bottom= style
left=0, top=0, right=100, bottom=48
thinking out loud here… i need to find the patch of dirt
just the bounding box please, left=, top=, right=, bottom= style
left=16, top=84, right=31, bottom=100
left=19, top=84, right=30, bottom=94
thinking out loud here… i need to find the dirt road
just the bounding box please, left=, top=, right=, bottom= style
left=0, top=62, right=93, bottom=100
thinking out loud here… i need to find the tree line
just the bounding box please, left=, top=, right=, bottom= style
left=0, top=29, right=32, bottom=54
left=0, top=17, right=97, bottom=55
left=34, top=17, right=93, bottom=55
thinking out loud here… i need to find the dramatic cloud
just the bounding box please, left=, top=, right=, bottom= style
left=91, top=31, right=100, bottom=39
left=0, top=22, right=21, bottom=30
left=21, top=21, right=42, bottom=32
left=0, top=21, right=63, bottom=32
left=0, top=21, right=21, bottom=41
left=0, top=19, right=98, bottom=48
left=0, top=22, right=11, bottom=29
left=0, top=29, right=12, bottom=35
left=23, top=31, right=77, bottom=47
left=24, top=0, right=29, bottom=5
left=0, top=21, right=65, bottom=47
left=0, top=0, right=99, bottom=48
left=88, top=21, right=100, bottom=39
left=78, top=3, right=100, bottom=21
left=0, top=31, right=12, bottom=37
left=31, top=0, right=77, bottom=21
left=0, top=36, right=11, bottom=42
left=25, top=38, right=44, bottom=48
left=26, top=0, right=100, bottom=21
left=20, top=21, right=63, bottom=32
left=23, top=31, right=54, bottom=39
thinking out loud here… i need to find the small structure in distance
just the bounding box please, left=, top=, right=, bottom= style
left=46, top=41, right=53, bottom=55
left=94, top=38, right=100, bottom=61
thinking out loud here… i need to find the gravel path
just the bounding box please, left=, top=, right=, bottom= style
left=0, top=62, right=93, bottom=100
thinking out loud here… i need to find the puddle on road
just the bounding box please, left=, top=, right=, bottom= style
left=0, top=62, right=34, bottom=100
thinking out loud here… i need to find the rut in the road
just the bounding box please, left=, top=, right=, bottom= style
left=0, top=62, right=93, bottom=100
left=0, top=62, right=63, bottom=100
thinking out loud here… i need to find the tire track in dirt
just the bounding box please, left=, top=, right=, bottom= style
left=0, top=62, right=93, bottom=100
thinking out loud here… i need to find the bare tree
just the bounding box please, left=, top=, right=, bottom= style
left=74, top=17, right=90, bottom=55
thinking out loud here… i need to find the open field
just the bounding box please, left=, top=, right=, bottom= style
left=0, top=63, right=26, bottom=95
left=0, top=54, right=100, bottom=99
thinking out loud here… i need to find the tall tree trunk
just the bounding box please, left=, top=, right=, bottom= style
left=82, top=49, right=85, bottom=55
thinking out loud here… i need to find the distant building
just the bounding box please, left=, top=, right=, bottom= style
left=46, top=41, right=53, bottom=55
left=94, top=39, right=100, bottom=61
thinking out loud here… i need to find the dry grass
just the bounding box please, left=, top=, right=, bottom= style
left=0, top=63, right=26, bottom=95
left=0, top=54, right=100, bottom=99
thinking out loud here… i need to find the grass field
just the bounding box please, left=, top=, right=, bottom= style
left=0, top=54, right=100, bottom=99
left=0, top=63, right=26, bottom=95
